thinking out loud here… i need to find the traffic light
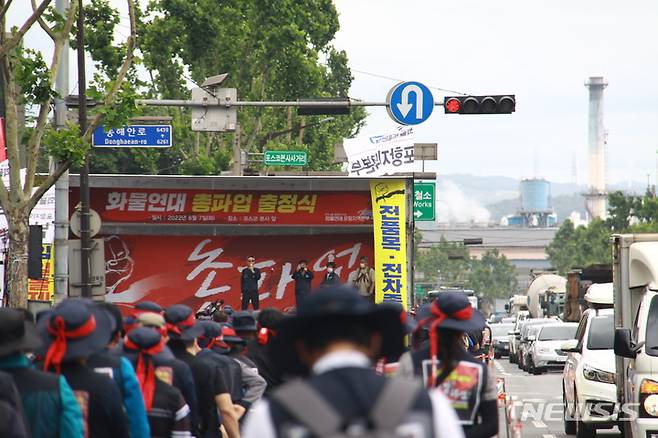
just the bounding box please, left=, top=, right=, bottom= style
left=443, top=95, right=515, bottom=114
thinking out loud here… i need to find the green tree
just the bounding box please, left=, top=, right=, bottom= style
left=467, top=249, right=518, bottom=299
left=415, top=237, right=470, bottom=286
left=83, top=0, right=365, bottom=175
left=0, top=0, right=137, bottom=307
left=547, top=219, right=612, bottom=274
left=607, top=191, right=636, bottom=231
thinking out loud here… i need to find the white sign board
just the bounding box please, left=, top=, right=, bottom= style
left=344, top=127, right=415, bottom=176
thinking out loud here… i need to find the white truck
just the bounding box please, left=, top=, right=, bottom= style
left=612, top=234, right=658, bottom=438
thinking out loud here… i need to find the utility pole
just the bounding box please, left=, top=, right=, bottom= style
left=53, top=0, right=69, bottom=303
left=76, top=0, right=92, bottom=298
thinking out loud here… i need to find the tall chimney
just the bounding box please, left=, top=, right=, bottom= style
left=584, top=76, right=608, bottom=220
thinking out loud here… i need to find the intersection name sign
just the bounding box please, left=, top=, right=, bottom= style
left=264, top=150, right=308, bottom=166
left=92, top=125, right=172, bottom=148
left=413, top=182, right=436, bottom=221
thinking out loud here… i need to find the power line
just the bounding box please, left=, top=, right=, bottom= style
left=349, top=68, right=470, bottom=96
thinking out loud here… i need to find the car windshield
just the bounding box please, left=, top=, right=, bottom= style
left=492, top=324, right=514, bottom=337
left=539, top=325, right=577, bottom=341
left=587, top=315, right=614, bottom=350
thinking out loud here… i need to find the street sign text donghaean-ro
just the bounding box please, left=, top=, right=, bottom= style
left=92, top=125, right=173, bottom=148
left=413, top=182, right=436, bottom=221
left=264, top=150, right=308, bottom=167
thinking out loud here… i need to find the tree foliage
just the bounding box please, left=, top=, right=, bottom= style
left=415, top=238, right=518, bottom=300
left=82, top=0, right=366, bottom=175
left=0, top=0, right=137, bottom=308
left=546, top=190, right=658, bottom=274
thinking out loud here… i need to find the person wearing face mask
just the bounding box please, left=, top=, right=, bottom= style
left=347, top=256, right=376, bottom=302
left=241, top=255, right=262, bottom=310
left=320, top=261, right=341, bottom=287
left=291, top=259, right=314, bottom=306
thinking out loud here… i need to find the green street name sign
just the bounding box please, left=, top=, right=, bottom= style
left=264, top=150, right=308, bottom=166
left=413, top=182, right=436, bottom=221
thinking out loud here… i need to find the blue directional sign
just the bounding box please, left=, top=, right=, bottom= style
left=386, top=81, right=434, bottom=125
left=92, top=125, right=173, bottom=148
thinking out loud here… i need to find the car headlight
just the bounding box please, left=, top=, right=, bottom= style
left=538, top=347, right=551, bottom=354
left=644, top=395, right=658, bottom=417
left=583, top=365, right=615, bottom=384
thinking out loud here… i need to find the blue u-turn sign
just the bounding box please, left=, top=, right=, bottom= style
left=386, top=81, right=434, bottom=125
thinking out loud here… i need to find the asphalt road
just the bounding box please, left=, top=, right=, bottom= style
left=494, top=357, right=621, bottom=438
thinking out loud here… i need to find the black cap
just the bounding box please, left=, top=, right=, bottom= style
left=231, top=311, right=257, bottom=332
left=0, top=308, right=42, bottom=358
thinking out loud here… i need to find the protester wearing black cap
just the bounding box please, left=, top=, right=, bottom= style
left=242, top=286, right=463, bottom=438
left=221, top=324, right=266, bottom=418
left=88, top=302, right=150, bottom=438
left=319, top=261, right=340, bottom=287
left=291, top=259, right=314, bottom=306
left=245, top=308, right=285, bottom=393
left=0, top=308, right=76, bottom=438
left=194, top=321, right=241, bottom=438
left=38, top=298, right=129, bottom=438
left=241, top=255, right=261, bottom=310
left=163, top=304, right=203, bottom=434
left=396, top=292, right=498, bottom=438
left=123, top=327, right=192, bottom=438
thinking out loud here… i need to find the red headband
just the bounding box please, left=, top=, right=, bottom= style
left=426, top=301, right=473, bottom=388
left=257, top=327, right=277, bottom=345
left=124, top=337, right=164, bottom=411
left=44, top=314, right=97, bottom=374
left=165, top=312, right=195, bottom=336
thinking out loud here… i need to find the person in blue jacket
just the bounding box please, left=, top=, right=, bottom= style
left=88, top=302, right=150, bottom=438
left=0, top=308, right=84, bottom=438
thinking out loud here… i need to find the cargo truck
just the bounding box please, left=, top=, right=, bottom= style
left=612, top=234, right=658, bottom=438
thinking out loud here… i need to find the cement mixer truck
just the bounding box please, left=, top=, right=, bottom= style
left=612, top=234, right=658, bottom=438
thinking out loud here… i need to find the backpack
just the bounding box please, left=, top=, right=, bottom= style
left=272, top=377, right=425, bottom=438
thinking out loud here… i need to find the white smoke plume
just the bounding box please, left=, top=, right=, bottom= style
left=436, top=180, right=491, bottom=224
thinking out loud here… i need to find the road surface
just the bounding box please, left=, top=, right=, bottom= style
left=494, top=358, right=621, bottom=438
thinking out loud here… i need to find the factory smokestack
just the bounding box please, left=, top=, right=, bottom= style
left=584, top=76, right=608, bottom=220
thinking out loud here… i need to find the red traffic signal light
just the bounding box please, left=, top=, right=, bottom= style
left=443, top=95, right=515, bottom=114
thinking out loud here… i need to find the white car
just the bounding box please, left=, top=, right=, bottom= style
left=527, top=322, right=577, bottom=374
left=562, top=308, right=616, bottom=437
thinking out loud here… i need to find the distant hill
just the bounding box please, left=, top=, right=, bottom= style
left=433, top=174, right=647, bottom=225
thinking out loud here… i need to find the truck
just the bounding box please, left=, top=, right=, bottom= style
left=612, top=234, right=658, bottom=438
left=525, top=271, right=567, bottom=318
left=427, top=287, right=478, bottom=309
left=563, top=264, right=613, bottom=322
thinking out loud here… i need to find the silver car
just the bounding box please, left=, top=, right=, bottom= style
left=527, top=323, right=578, bottom=375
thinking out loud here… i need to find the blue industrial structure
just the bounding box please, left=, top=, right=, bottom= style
left=502, top=178, right=556, bottom=228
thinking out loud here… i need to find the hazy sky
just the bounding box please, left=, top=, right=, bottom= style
left=332, top=1, right=658, bottom=185
left=11, top=1, right=658, bottom=185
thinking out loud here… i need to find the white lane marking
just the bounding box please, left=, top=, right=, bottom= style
left=542, top=434, right=556, bottom=438
left=493, top=360, right=511, bottom=376
left=522, top=398, right=545, bottom=403
left=532, top=420, right=547, bottom=428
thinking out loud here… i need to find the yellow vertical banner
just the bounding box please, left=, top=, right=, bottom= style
left=370, top=179, right=407, bottom=309
left=27, top=243, right=54, bottom=302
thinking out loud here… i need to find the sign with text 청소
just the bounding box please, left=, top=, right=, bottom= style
left=369, top=179, right=407, bottom=308
left=71, top=188, right=373, bottom=226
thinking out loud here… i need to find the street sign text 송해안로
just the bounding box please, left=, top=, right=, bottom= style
left=264, top=150, right=308, bottom=166
left=413, top=182, right=435, bottom=221
left=386, top=81, right=434, bottom=125
left=92, top=125, right=173, bottom=148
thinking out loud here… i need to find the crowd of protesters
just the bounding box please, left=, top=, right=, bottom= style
left=0, top=272, right=497, bottom=438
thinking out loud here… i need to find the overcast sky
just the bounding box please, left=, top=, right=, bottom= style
left=11, top=1, right=658, bottom=186
left=333, top=0, right=658, bottom=185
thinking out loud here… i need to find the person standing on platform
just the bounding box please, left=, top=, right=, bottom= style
left=241, top=256, right=262, bottom=311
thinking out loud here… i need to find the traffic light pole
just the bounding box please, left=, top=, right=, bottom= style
left=137, top=99, right=446, bottom=108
